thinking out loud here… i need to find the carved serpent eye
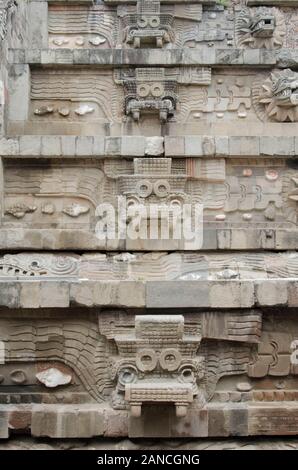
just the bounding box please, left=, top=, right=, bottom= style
left=137, top=16, right=148, bottom=28
left=149, top=16, right=160, bottom=28
left=153, top=180, right=170, bottom=198
left=179, top=367, right=196, bottom=384
left=136, top=180, right=153, bottom=198
left=118, top=366, right=138, bottom=390
left=136, top=349, right=158, bottom=372
left=151, top=84, right=164, bottom=97
left=137, top=83, right=150, bottom=98
left=137, top=83, right=164, bottom=98
left=159, top=348, right=182, bottom=371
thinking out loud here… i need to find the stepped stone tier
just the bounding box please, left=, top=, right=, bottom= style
left=0, top=0, right=297, bottom=439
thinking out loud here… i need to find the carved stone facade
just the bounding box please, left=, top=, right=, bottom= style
left=0, top=0, right=297, bottom=439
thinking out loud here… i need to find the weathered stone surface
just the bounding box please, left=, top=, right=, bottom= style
left=0, top=0, right=298, bottom=441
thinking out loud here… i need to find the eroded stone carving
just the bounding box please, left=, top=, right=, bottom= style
left=120, top=0, right=174, bottom=48
left=30, top=69, right=123, bottom=126
left=1, top=158, right=297, bottom=251
left=48, top=3, right=117, bottom=49
left=0, top=0, right=16, bottom=41
left=235, top=7, right=285, bottom=49
left=0, top=254, right=79, bottom=277
left=36, top=368, right=72, bottom=388
left=114, top=67, right=211, bottom=122
left=0, top=251, right=297, bottom=281
left=98, top=311, right=261, bottom=416
left=0, top=316, right=110, bottom=403
left=253, top=69, right=298, bottom=122
left=5, top=203, right=37, bottom=219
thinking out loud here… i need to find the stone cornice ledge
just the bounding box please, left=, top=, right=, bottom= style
left=10, top=48, right=281, bottom=67
left=0, top=252, right=297, bottom=308
left=1, top=136, right=298, bottom=158
left=0, top=279, right=296, bottom=309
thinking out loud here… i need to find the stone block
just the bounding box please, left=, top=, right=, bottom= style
left=105, top=137, right=121, bottom=156
left=20, top=282, right=41, bottom=309
left=76, top=136, right=93, bottom=156
left=92, top=137, right=105, bottom=156
left=229, top=137, right=259, bottom=156
left=41, top=136, right=62, bottom=157
left=146, top=281, right=209, bottom=308
left=8, top=65, right=30, bottom=122
left=0, top=138, right=19, bottom=155
left=0, top=410, right=9, bottom=439
left=121, top=136, right=145, bottom=157
left=31, top=406, right=105, bottom=438
left=0, top=282, right=20, bottom=308
left=40, top=282, right=70, bottom=308
left=104, top=409, right=129, bottom=437
left=145, top=137, right=164, bottom=156
left=256, top=280, right=288, bottom=306
left=164, top=137, right=185, bottom=157
left=209, top=281, right=254, bottom=308
left=260, top=136, right=295, bottom=156
left=28, top=2, right=48, bottom=49
left=248, top=406, right=298, bottom=435
left=184, top=136, right=202, bottom=157
left=215, top=136, right=229, bottom=156
left=61, top=136, right=76, bottom=157
left=288, top=281, right=298, bottom=307
left=19, top=136, right=41, bottom=156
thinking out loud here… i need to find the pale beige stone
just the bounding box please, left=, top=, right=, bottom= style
left=256, top=280, right=288, bottom=306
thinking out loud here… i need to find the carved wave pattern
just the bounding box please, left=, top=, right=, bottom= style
left=5, top=163, right=104, bottom=208
left=4, top=319, right=110, bottom=401
left=200, top=341, right=252, bottom=400
left=31, top=71, right=123, bottom=123
left=48, top=7, right=117, bottom=47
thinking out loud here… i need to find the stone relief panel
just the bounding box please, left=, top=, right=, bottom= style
left=0, top=251, right=297, bottom=281
left=235, top=6, right=286, bottom=49
left=13, top=67, right=298, bottom=136
left=0, top=253, right=79, bottom=278
left=0, top=310, right=262, bottom=413
left=117, top=0, right=205, bottom=49
left=27, top=67, right=211, bottom=134
left=47, top=2, right=298, bottom=50
left=29, top=69, right=123, bottom=135
left=98, top=312, right=261, bottom=417
left=216, top=313, right=298, bottom=405
left=48, top=3, right=118, bottom=49
left=0, top=314, right=112, bottom=404
left=2, top=310, right=297, bottom=416
left=253, top=69, right=298, bottom=122
left=3, top=159, right=105, bottom=230
left=1, top=157, right=297, bottom=249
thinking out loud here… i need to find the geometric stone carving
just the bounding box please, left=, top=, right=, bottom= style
left=0, top=253, right=79, bottom=277
left=235, top=7, right=285, bottom=49
left=11, top=66, right=298, bottom=133
left=121, top=0, right=173, bottom=48
left=0, top=0, right=16, bottom=41
left=114, top=67, right=211, bottom=122
left=115, top=68, right=178, bottom=122
left=2, top=308, right=298, bottom=436
left=1, top=158, right=297, bottom=250
left=108, top=315, right=203, bottom=417
left=47, top=2, right=298, bottom=52
left=28, top=67, right=213, bottom=129
left=48, top=3, right=117, bottom=49
left=2, top=0, right=298, bottom=442
left=0, top=316, right=110, bottom=403
left=0, top=251, right=297, bottom=281
left=98, top=311, right=262, bottom=417
left=253, top=69, right=298, bottom=122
